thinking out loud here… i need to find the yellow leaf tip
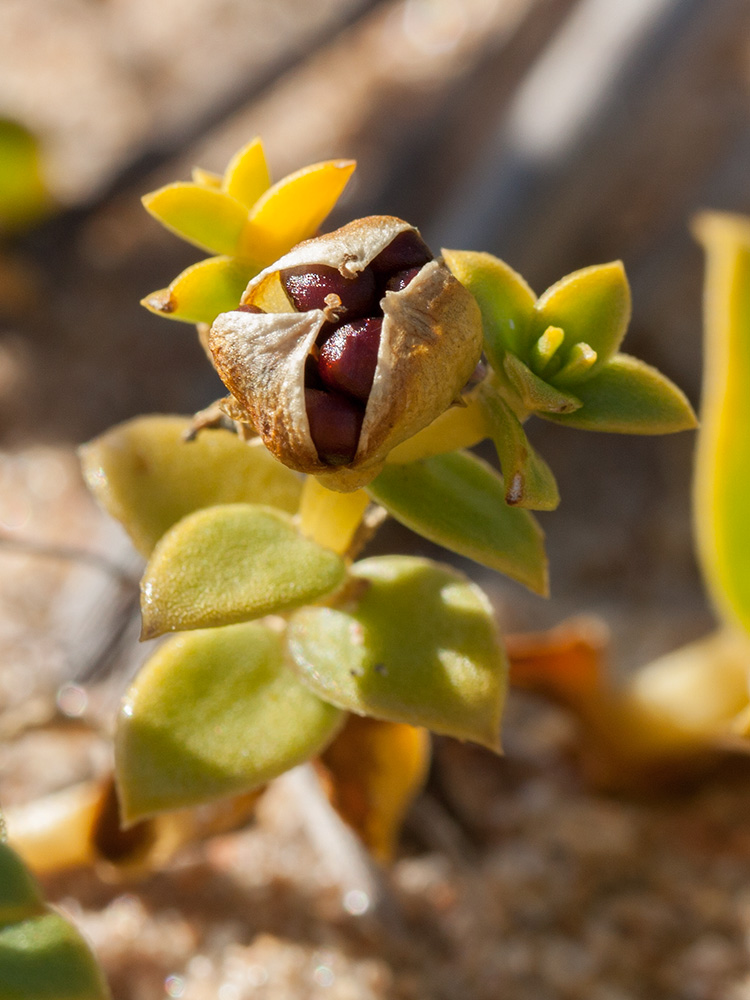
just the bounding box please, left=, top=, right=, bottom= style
left=141, top=289, right=176, bottom=315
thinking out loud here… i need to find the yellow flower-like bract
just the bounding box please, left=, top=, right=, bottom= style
left=140, top=137, right=355, bottom=326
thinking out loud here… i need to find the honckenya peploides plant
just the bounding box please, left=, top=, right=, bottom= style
left=72, top=137, right=696, bottom=855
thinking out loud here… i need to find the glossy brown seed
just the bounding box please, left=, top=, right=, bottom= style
left=304, top=354, right=325, bottom=390
left=318, top=318, right=382, bottom=403
left=305, top=388, right=364, bottom=465
left=384, top=267, right=422, bottom=293
left=281, top=264, right=377, bottom=318
left=236, top=303, right=265, bottom=313
left=370, top=231, right=432, bottom=274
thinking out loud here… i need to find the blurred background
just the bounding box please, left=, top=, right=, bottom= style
left=2, top=2, right=750, bottom=998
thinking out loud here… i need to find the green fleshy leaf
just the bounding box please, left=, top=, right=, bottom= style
left=116, top=622, right=343, bottom=821
left=81, top=416, right=303, bottom=557
left=503, top=352, right=582, bottom=414
left=0, top=844, right=44, bottom=930
left=368, top=451, right=548, bottom=595
left=140, top=256, right=255, bottom=326
left=541, top=353, right=697, bottom=434
left=441, top=249, right=535, bottom=364
left=532, top=261, right=631, bottom=371
left=478, top=381, right=559, bottom=510
left=288, top=556, right=507, bottom=750
left=142, top=182, right=250, bottom=257
left=693, top=212, right=750, bottom=632
left=140, top=504, right=346, bottom=638
left=0, top=910, right=111, bottom=1000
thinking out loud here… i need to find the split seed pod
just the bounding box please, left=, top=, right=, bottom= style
left=208, top=216, right=483, bottom=491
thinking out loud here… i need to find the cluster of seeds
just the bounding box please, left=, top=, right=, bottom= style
left=242, top=231, right=433, bottom=466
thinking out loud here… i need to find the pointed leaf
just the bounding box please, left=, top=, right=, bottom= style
left=442, top=249, right=535, bottom=364
left=318, top=715, right=430, bottom=862
left=240, top=160, right=356, bottom=266
left=81, top=416, right=303, bottom=557
left=142, top=182, right=249, bottom=256
left=0, top=910, right=111, bottom=1000
left=299, top=477, right=370, bottom=555
left=478, top=380, right=559, bottom=510
left=385, top=394, right=488, bottom=464
left=542, top=354, right=697, bottom=434
left=116, top=622, right=343, bottom=821
left=223, top=136, right=270, bottom=208
left=288, top=556, right=507, bottom=750
left=0, top=844, right=44, bottom=930
left=503, top=352, right=581, bottom=414
left=368, top=450, right=547, bottom=595
left=693, top=212, right=750, bottom=633
left=140, top=504, right=346, bottom=637
left=141, top=255, right=256, bottom=325
left=533, top=261, right=631, bottom=369
left=191, top=166, right=222, bottom=188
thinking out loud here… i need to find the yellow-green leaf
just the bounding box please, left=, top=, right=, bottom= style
left=503, top=352, right=582, bottom=414
left=367, top=451, right=548, bottom=595
left=223, top=136, right=270, bottom=208
left=116, top=622, right=344, bottom=821
left=288, top=556, right=507, bottom=750
left=240, top=160, right=356, bottom=266
left=140, top=504, right=346, bottom=638
left=0, top=909, right=111, bottom=1000
left=141, top=255, right=255, bottom=325
left=319, top=715, right=430, bottom=863
left=385, top=394, right=488, bottom=465
left=478, top=380, right=560, bottom=510
left=298, top=477, right=370, bottom=555
left=0, top=844, right=44, bottom=930
left=80, top=416, right=302, bottom=557
left=627, top=627, right=750, bottom=742
left=0, top=120, right=51, bottom=234
left=142, top=182, right=250, bottom=257
left=542, top=354, right=697, bottom=434
left=693, top=212, right=750, bottom=632
left=532, top=261, right=631, bottom=370
left=442, top=249, right=535, bottom=364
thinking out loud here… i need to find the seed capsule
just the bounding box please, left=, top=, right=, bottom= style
left=208, top=216, right=483, bottom=491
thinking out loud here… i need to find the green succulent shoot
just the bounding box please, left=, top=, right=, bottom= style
left=78, top=138, right=696, bottom=853
left=503, top=213, right=750, bottom=771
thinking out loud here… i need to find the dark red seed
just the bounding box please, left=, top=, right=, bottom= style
left=305, top=388, right=364, bottom=465
left=236, top=303, right=265, bottom=313
left=304, top=354, right=325, bottom=389
left=370, top=231, right=432, bottom=274
left=281, top=264, right=377, bottom=319
left=384, top=267, right=422, bottom=293
left=318, top=317, right=382, bottom=403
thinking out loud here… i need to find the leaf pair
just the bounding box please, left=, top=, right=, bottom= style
left=141, top=137, right=355, bottom=325
left=117, top=556, right=506, bottom=827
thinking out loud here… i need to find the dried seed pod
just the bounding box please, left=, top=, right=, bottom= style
left=208, top=216, right=483, bottom=491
